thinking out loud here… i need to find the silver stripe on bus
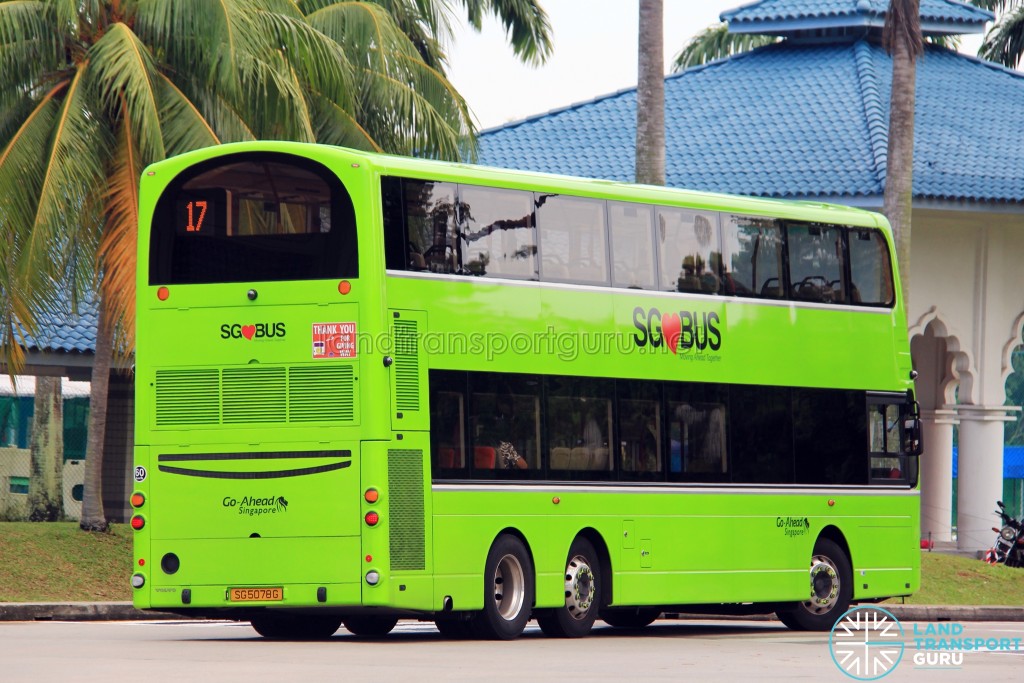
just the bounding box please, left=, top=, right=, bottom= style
left=385, top=270, right=892, bottom=314
left=431, top=482, right=919, bottom=496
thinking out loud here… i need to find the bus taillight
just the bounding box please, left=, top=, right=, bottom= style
left=364, top=488, right=379, bottom=503
left=130, top=515, right=146, bottom=531
left=365, top=511, right=380, bottom=527
left=131, top=492, right=145, bottom=508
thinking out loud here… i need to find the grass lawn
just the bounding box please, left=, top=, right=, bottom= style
left=0, top=523, right=1023, bottom=605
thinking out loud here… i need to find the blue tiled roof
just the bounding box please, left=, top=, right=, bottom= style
left=476, top=40, right=1024, bottom=203
left=17, top=295, right=98, bottom=354
left=722, top=0, right=992, bottom=35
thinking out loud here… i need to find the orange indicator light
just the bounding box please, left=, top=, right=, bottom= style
left=552, top=497, right=560, bottom=505
left=338, top=280, right=352, bottom=295
left=157, top=287, right=169, bottom=301
left=130, top=492, right=145, bottom=508
left=364, top=488, right=379, bottom=504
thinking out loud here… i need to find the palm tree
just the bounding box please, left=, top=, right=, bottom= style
left=0, top=0, right=478, bottom=531
left=671, top=23, right=777, bottom=71
left=882, top=0, right=923, bottom=314
left=974, top=0, right=1024, bottom=67
left=635, top=0, right=665, bottom=186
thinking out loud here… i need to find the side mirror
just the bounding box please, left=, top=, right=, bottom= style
left=903, top=401, right=923, bottom=456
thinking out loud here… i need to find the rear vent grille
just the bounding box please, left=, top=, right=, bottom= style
left=222, top=367, right=286, bottom=424
left=289, top=366, right=354, bottom=422
left=154, top=365, right=356, bottom=428
left=155, top=370, right=219, bottom=425
left=393, top=320, right=420, bottom=411
left=388, top=449, right=425, bottom=571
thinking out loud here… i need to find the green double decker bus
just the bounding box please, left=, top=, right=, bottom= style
left=131, top=141, right=922, bottom=639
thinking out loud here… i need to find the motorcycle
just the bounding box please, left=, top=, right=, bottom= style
left=982, top=500, right=1024, bottom=568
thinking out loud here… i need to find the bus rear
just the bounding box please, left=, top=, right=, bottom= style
left=132, top=143, right=396, bottom=635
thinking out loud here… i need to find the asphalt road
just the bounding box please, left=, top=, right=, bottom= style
left=2, top=618, right=1022, bottom=682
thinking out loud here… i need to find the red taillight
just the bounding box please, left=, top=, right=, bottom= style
left=364, top=488, right=379, bottom=504
left=157, top=286, right=170, bottom=301
left=130, top=515, right=145, bottom=531
left=130, top=492, right=145, bottom=508
left=365, top=511, right=380, bottom=526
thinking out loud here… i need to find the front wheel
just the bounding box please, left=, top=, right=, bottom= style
left=776, top=537, right=852, bottom=631
left=343, top=615, right=398, bottom=638
left=471, top=534, right=535, bottom=640
left=537, top=537, right=601, bottom=638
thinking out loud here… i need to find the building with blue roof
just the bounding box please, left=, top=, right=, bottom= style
left=476, top=0, right=1024, bottom=551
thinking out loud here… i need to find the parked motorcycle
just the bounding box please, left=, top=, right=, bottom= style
left=982, top=500, right=1024, bottom=568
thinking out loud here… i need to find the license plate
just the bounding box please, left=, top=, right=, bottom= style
left=228, top=587, right=283, bottom=602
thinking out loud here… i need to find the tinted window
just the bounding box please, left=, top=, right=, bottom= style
left=787, top=223, right=845, bottom=303
left=150, top=153, right=356, bottom=284
left=730, top=385, right=792, bottom=483
left=666, top=383, right=728, bottom=481
left=399, top=180, right=458, bottom=273
left=617, top=380, right=663, bottom=479
left=469, top=373, right=541, bottom=476
left=657, top=209, right=720, bottom=293
left=609, top=202, right=657, bottom=289
left=793, top=389, right=867, bottom=485
left=460, top=186, right=536, bottom=279
left=546, top=377, right=613, bottom=477
left=430, top=371, right=467, bottom=474
left=721, top=216, right=784, bottom=298
left=537, top=195, right=609, bottom=284
left=849, top=229, right=895, bottom=306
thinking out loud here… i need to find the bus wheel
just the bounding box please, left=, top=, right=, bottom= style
left=600, top=607, right=660, bottom=629
left=471, top=534, right=535, bottom=640
left=343, top=615, right=398, bottom=638
left=776, top=537, right=852, bottom=631
left=250, top=613, right=342, bottom=640
left=537, top=537, right=601, bottom=638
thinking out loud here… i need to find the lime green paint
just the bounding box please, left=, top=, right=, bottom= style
left=134, top=142, right=918, bottom=619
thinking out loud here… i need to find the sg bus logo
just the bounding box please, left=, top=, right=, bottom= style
left=632, top=306, right=722, bottom=354
left=220, top=322, right=286, bottom=341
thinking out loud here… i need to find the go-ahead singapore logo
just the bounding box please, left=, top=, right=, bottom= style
left=829, top=607, right=905, bottom=680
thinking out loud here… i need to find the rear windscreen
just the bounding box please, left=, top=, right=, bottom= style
left=149, top=153, right=357, bottom=284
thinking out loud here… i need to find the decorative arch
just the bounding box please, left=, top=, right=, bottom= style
left=909, top=307, right=976, bottom=405
left=999, top=309, right=1024, bottom=389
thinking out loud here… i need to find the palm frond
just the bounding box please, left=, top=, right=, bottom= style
left=87, top=21, right=166, bottom=164
left=165, top=78, right=257, bottom=144
left=0, top=1, right=64, bottom=94
left=671, top=23, right=777, bottom=72
left=979, top=3, right=1024, bottom=67
left=968, top=0, right=1019, bottom=13
left=307, top=89, right=383, bottom=151
left=460, top=0, right=551, bottom=66
left=155, top=74, right=221, bottom=155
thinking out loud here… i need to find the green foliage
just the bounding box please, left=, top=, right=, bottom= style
left=1006, top=345, right=1024, bottom=445
left=892, top=551, right=1024, bottom=605
left=671, top=23, right=777, bottom=72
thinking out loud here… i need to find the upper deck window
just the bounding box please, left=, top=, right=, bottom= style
left=848, top=229, right=895, bottom=306
left=150, top=153, right=356, bottom=284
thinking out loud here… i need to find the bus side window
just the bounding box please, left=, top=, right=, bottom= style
left=848, top=229, right=895, bottom=306
left=787, top=223, right=845, bottom=304
left=459, top=186, right=536, bottom=279
left=721, top=216, right=784, bottom=299
left=656, top=209, right=721, bottom=294
left=609, top=202, right=657, bottom=290
left=666, top=383, right=728, bottom=481
left=537, top=195, right=609, bottom=285
left=545, top=377, right=613, bottom=478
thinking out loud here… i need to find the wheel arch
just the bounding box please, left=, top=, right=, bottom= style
left=575, top=527, right=613, bottom=608
left=817, top=525, right=853, bottom=570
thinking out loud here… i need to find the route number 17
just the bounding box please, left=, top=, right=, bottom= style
left=185, top=200, right=208, bottom=232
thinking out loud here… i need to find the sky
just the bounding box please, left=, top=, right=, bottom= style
left=446, top=0, right=988, bottom=130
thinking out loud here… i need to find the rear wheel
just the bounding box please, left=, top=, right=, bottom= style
left=471, top=534, right=535, bottom=640
left=537, top=537, right=601, bottom=638
left=343, top=615, right=398, bottom=638
left=776, top=537, right=852, bottom=631
left=601, top=607, right=660, bottom=629
left=250, top=613, right=342, bottom=640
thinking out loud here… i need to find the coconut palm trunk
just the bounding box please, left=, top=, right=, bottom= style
left=636, top=0, right=665, bottom=186
left=79, top=301, right=114, bottom=532
left=882, top=0, right=923, bottom=314
left=27, top=375, right=63, bottom=521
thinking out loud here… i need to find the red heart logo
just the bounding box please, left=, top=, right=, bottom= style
left=241, top=325, right=256, bottom=340
left=661, top=313, right=681, bottom=354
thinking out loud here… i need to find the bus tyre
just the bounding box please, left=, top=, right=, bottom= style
left=343, top=615, right=398, bottom=638
left=537, top=537, right=601, bottom=638
left=776, top=538, right=852, bottom=632
left=600, top=607, right=660, bottom=629
left=471, top=534, right=535, bottom=640
left=250, top=613, right=342, bottom=640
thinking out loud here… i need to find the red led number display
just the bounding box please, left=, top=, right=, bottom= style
left=185, top=200, right=207, bottom=232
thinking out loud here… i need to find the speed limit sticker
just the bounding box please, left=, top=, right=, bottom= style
left=134, top=466, right=147, bottom=483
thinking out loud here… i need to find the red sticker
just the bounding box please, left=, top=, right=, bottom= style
left=312, top=322, right=356, bottom=359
